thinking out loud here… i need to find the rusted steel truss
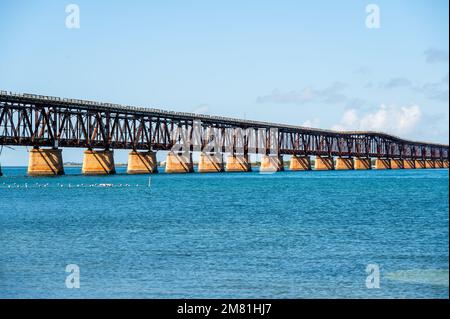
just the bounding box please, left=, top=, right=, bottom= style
left=0, top=92, right=448, bottom=160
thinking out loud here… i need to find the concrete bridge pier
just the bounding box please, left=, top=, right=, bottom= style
left=127, top=151, right=158, bottom=174
left=315, top=156, right=334, bottom=170
left=390, top=159, right=404, bottom=169
left=260, top=155, right=284, bottom=172
left=82, top=149, right=115, bottom=175
left=165, top=152, right=194, bottom=173
left=335, top=157, right=354, bottom=170
left=414, top=159, right=426, bottom=169
left=225, top=154, right=251, bottom=172
left=425, top=160, right=436, bottom=169
left=198, top=153, right=224, bottom=173
left=403, top=159, right=415, bottom=169
left=354, top=157, right=371, bottom=170
left=375, top=158, right=391, bottom=169
left=289, top=155, right=311, bottom=170
left=27, top=147, right=64, bottom=176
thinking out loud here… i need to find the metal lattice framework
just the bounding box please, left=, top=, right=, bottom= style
left=0, top=91, right=448, bottom=160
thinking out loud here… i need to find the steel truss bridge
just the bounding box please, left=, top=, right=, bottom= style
left=0, top=91, right=448, bottom=160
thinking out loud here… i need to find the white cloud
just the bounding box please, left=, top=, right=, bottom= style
left=354, top=66, right=371, bottom=75
left=302, top=118, right=320, bottom=128
left=414, top=74, right=449, bottom=102
left=192, top=104, right=209, bottom=114
left=368, top=74, right=448, bottom=103
left=380, top=77, right=412, bottom=89
left=256, top=88, right=316, bottom=104
left=341, top=109, right=358, bottom=127
left=424, top=48, right=449, bottom=64
left=332, top=104, right=422, bottom=136
left=256, top=82, right=348, bottom=105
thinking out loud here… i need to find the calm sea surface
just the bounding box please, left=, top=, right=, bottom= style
left=0, top=167, right=448, bottom=298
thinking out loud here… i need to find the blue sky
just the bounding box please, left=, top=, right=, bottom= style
left=0, top=0, right=448, bottom=165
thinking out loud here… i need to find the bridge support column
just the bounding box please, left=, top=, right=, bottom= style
left=82, top=150, right=115, bottom=175
left=27, top=148, right=64, bottom=176
left=315, top=156, right=334, bottom=170
left=354, top=157, right=371, bottom=170
left=335, top=157, right=354, bottom=170
left=260, top=155, right=284, bottom=172
left=198, top=153, right=224, bottom=173
left=165, top=152, right=194, bottom=173
left=289, top=155, right=311, bottom=170
left=127, top=151, right=158, bottom=174
left=390, top=159, right=404, bottom=169
left=414, top=159, right=426, bottom=169
left=403, top=159, right=415, bottom=169
left=375, top=158, right=391, bottom=169
left=425, top=160, right=436, bottom=169
left=225, top=154, right=251, bottom=172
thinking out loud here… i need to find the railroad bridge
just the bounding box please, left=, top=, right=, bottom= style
left=0, top=91, right=448, bottom=176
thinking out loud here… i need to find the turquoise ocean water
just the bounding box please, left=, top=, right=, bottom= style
left=0, top=167, right=448, bottom=298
